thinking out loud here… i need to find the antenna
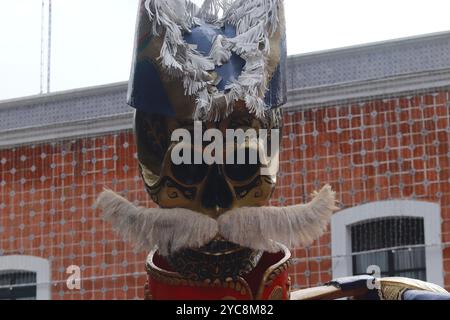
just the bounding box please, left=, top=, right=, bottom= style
left=40, top=0, right=52, bottom=94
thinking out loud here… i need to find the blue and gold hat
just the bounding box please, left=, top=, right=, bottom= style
left=127, top=0, right=287, bottom=121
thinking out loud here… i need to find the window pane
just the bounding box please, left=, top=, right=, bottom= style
left=351, top=217, right=424, bottom=252
left=353, top=251, right=389, bottom=275
left=0, top=270, right=37, bottom=300
left=351, top=217, right=426, bottom=280
left=394, top=248, right=426, bottom=271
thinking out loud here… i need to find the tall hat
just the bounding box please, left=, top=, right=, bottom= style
left=127, top=0, right=287, bottom=121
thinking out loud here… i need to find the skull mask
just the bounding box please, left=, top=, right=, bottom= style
left=134, top=103, right=283, bottom=280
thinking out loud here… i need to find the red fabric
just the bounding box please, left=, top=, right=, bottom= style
left=147, top=251, right=290, bottom=300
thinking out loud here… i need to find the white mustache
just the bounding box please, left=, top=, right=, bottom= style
left=96, top=185, right=338, bottom=256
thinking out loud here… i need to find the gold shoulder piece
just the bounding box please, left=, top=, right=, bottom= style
left=378, top=277, right=448, bottom=300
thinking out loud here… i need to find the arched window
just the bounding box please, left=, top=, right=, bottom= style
left=331, top=201, right=444, bottom=287
left=0, top=255, right=51, bottom=300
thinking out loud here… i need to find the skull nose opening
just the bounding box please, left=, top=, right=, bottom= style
left=201, top=165, right=233, bottom=211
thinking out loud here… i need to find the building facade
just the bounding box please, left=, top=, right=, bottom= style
left=1, top=32, right=450, bottom=299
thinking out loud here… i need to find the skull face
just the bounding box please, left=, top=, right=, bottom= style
left=136, top=104, right=282, bottom=215
left=134, top=103, right=283, bottom=280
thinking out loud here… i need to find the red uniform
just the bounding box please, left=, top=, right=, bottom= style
left=145, top=245, right=292, bottom=300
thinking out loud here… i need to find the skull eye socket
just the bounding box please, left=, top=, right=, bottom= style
left=224, top=148, right=260, bottom=182
left=171, top=163, right=208, bottom=185
left=170, top=148, right=208, bottom=185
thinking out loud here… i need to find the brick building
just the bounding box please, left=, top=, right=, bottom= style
left=1, top=31, right=450, bottom=299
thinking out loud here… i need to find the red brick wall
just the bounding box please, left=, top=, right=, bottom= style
left=1, top=90, right=449, bottom=299
left=0, top=133, right=149, bottom=299
left=275, top=91, right=450, bottom=291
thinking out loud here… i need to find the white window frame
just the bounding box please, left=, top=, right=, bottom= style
left=0, top=255, right=51, bottom=300
left=331, top=200, right=444, bottom=287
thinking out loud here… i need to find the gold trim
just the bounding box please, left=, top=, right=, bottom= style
left=144, top=280, right=152, bottom=300
left=378, top=277, right=449, bottom=300
left=268, top=286, right=283, bottom=300
left=287, top=276, right=292, bottom=300
left=378, top=285, right=406, bottom=300
left=255, top=243, right=292, bottom=300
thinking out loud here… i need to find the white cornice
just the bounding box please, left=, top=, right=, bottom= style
left=0, top=82, right=127, bottom=111
left=0, top=113, right=134, bottom=148
left=288, top=30, right=450, bottom=61
left=284, top=68, right=450, bottom=111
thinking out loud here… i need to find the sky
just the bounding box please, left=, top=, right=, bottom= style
left=1, top=0, right=450, bottom=101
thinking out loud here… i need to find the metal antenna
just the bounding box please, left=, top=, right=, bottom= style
left=40, top=0, right=52, bottom=94
left=40, top=0, right=45, bottom=94
left=47, top=0, right=52, bottom=93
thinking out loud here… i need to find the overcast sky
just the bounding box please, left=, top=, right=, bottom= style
left=1, top=0, right=450, bottom=101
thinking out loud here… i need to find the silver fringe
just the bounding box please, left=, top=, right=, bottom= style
left=143, top=0, right=283, bottom=121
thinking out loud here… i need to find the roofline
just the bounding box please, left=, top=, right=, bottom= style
left=2, top=30, right=450, bottom=106
left=288, top=30, right=450, bottom=60
left=0, top=81, right=128, bottom=110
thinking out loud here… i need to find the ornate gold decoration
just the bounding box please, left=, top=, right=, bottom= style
left=255, top=243, right=291, bottom=300
left=286, top=276, right=292, bottom=300
left=144, top=280, right=153, bottom=300
left=378, top=283, right=405, bottom=300
left=269, top=286, right=283, bottom=300
left=378, top=277, right=449, bottom=300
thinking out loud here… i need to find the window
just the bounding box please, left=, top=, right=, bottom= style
left=0, top=270, right=37, bottom=300
left=351, top=217, right=426, bottom=280
left=331, top=200, right=444, bottom=287
left=0, top=255, right=51, bottom=300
